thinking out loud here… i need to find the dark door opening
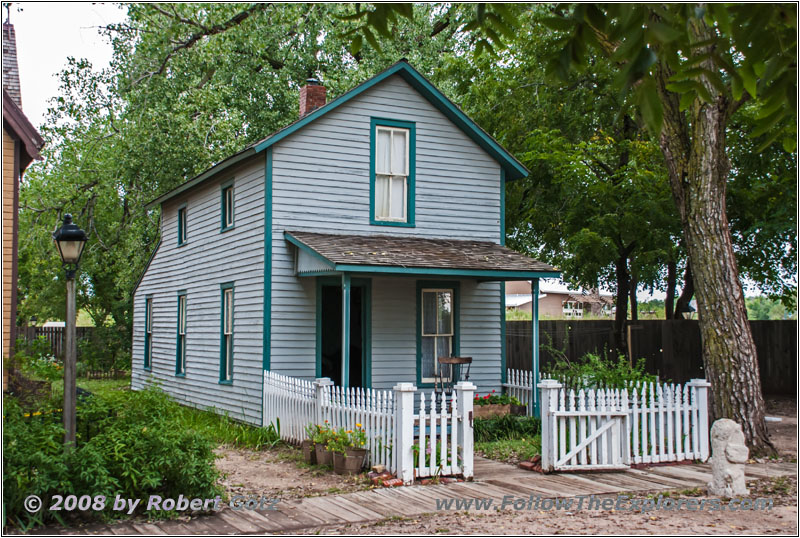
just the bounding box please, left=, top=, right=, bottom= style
left=320, top=285, right=364, bottom=387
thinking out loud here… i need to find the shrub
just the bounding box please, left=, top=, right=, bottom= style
left=473, top=391, right=522, bottom=406
left=543, top=352, right=659, bottom=390
left=3, top=388, right=221, bottom=530
left=473, top=414, right=541, bottom=443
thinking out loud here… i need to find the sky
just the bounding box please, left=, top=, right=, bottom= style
left=8, top=2, right=125, bottom=129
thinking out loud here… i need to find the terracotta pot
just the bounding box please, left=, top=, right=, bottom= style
left=473, top=403, right=510, bottom=419
left=302, top=439, right=316, bottom=464
left=315, top=443, right=332, bottom=466
left=333, top=450, right=366, bottom=474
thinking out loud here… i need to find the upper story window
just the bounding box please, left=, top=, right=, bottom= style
left=371, top=118, right=415, bottom=227
left=221, top=183, right=234, bottom=231
left=177, top=205, right=188, bottom=245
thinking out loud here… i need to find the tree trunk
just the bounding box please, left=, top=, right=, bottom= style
left=665, top=261, right=676, bottom=319
left=629, top=271, right=638, bottom=321
left=673, top=264, right=695, bottom=320
left=613, top=256, right=630, bottom=356
left=656, top=58, right=772, bottom=453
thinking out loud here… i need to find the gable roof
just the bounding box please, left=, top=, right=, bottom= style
left=3, top=89, right=44, bottom=168
left=148, top=60, right=528, bottom=208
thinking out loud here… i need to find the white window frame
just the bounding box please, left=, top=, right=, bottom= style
left=374, top=126, right=409, bottom=223
left=223, top=185, right=234, bottom=229
left=177, top=294, right=187, bottom=375
left=420, top=288, right=454, bottom=384
left=222, top=288, right=234, bottom=381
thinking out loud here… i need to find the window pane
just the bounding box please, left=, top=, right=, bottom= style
left=376, top=129, right=391, bottom=174
left=375, top=175, right=390, bottom=218
left=225, top=188, right=233, bottom=226
left=391, top=130, right=407, bottom=175
left=224, top=290, right=233, bottom=334
left=421, top=337, right=435, bottom=379
left=226, top=337, right=233, bottom=379
left=390, top=177, right=405, bottom=220
left=436, top=336, right=452, bottom=362
left=422, top=291, right=437, bottom=334
left=146, top=300, right=152, bottom=332
left=179, top=296, right=186, bottom=334
left=437, top=291, right=452, bottom=334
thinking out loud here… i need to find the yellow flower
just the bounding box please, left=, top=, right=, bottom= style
left=356, top=423, right=362, bottom=428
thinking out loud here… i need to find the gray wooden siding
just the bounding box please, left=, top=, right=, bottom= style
left=132, top=157, right=265, bottom=425
left=270, top=74, right=503, bottom=391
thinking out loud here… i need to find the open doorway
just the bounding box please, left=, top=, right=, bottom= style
left=318, top=280, right=369, bottom=387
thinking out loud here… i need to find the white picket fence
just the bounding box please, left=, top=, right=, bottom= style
left=262, top=371, right=475, bottom=483
left=503, top=368, right=535, bottom=416
left=539, top=378, right=710, bottom=472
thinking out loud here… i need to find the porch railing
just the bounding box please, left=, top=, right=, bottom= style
left=262, top=371, right=475, bottom=483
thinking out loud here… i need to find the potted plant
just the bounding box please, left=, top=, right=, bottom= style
left=314, top=422, right=334, bottom=467
left=303, top=424, right=320, bottom=464
left=473, top=391, right=524, bottom=418
left=331, top=425, right=368, bottom=475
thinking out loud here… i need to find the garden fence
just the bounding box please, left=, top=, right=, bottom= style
left=262, top=371, right=475, bottom=483
left=539, top=378, right=710, bottom=472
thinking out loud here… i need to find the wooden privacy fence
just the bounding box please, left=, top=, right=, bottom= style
left=538, top=378, right=710, bottom=472
left=20, top=326, right=95, bottom=358
left=262, top=371, right=475, bottom=483
left=507, top=320, right=796, bottom=394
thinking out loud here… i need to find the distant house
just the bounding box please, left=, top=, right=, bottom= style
left=506, top=280, right=613, bottom=318
left=3, top=22, right=44, bottom=389
left=132, top=61, right=559, bottom=425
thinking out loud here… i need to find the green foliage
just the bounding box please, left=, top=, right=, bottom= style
left=746, top=296, right=797, bottom=321
left=544, top=352, right=659, bottom=390
left=14, top=337, right=62, bottom=383
left=475, top=438, right=541, bottom=463
left=171, top=405, right=280, bottom=451
left=76, top=327, right=131, bottom=372
left=505, top=309, right=532, bottom=321
left=3, top=388, right=221, bottom=529
left=473, top=414, right=540, bottom=443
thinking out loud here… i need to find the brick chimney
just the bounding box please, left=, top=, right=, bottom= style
left=299, top=78, right=326, bottom=117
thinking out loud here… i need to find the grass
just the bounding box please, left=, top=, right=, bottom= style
left=77, top=377, right=130, bottom=397
left=170, top=404, right=281, bottom=450
left=476, top=436, right=541, bottom=462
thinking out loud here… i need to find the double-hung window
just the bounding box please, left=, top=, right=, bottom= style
left=177, top=205, right=188, bottom=245
left=220, top=284, right=234, bottom=382
left=176, top=293, right=187, bottom=375
left=419, top=286, right=458, bottom=385
left=144, top=297, right=153, bottom=370
left=371, top=119, right=415, bottom=226
left=221, top=183, right=234, bottom=231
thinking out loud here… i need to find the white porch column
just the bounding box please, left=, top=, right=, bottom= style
left=393, top=382, right=417, bottom=484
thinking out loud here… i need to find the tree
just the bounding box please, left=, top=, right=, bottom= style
left=544, top=4, right=797, bottom=452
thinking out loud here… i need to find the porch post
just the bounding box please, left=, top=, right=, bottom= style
left=341, top=273, right=351, bottom=386
left=532, top=278, right=541, bottom=417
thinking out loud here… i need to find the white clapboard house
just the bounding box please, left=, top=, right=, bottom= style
left=132, top=61, right=559, bottom=430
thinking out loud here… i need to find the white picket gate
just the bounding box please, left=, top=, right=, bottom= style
left=502, top=368, right=535, bottom=416
left=539, top=378, right=710, bottom=472
left=262, top=371, right=475, bottom=483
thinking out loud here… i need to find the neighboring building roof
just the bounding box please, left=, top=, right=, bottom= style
left=506, top=294, right=533, bottom=308
left=285, top=231, right=558, bottom=279
left=563, top=293, right=614, bottom=306
left=2, top=23, right=22, bottom=106
left=147, top=60, right=529, bottom=209
left=3, top=89, right=44, bottom=167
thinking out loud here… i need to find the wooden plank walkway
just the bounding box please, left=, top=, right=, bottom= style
left=48, top=458, right=797, bottom=535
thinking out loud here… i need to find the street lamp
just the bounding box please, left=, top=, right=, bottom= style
left=53, top=214, right=87, bottom=447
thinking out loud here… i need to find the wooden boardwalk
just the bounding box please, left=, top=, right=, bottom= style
left=44, top=459, right=797, bottom=535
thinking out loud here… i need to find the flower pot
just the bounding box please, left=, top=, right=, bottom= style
left=302, top=439, right=317, bottom=465
left=473, top=403, right=510, bottom=419
left=315, top=443, right=333, bottom=466
left=511, top=404, right=527, bottom=416
left=333, top=450, right=366, bottom=475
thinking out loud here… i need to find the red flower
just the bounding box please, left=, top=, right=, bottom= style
left=492, top=390, right=496, bottom=393
left=484, top=395, right=490, bottom=399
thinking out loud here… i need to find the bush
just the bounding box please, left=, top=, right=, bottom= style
left=3, top=388, right=221, bottom=530
left=543, top=352, right=659, bottom=390
left=473, top=414, right=540, bottom=443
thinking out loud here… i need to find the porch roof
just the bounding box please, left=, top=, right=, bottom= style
left=285, top=231, right=560, bottom=280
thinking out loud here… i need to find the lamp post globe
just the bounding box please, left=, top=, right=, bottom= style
left=53, top=214, right=88, bottom=275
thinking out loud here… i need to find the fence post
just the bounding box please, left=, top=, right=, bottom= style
left=687, top=378, right=711, bottom=461
left=538, top=379, right=562, bottom=472
left=393, top=382, right=417, bottom=484
left=455, top=381, right=476, bottom=480
left=314, top=377, right=334, bottom=426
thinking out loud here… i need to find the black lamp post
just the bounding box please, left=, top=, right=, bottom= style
left=53, top=214, right=87, bottom=447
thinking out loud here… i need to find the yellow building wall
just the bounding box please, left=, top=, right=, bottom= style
left=3, top=127, right=17, bottom=362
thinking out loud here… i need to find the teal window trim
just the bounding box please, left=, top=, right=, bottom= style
left=220, top=180, right=235, bottom=232
left=220, top=282, right=235, bottom=384
left=144, top=296, right=153, bottom=371
left=370, top=117, right=415, bottom=227
left=416, top=280, right=460, bottom=388
left=177, top=203, right=188, bottom=246
left=176, top=291, right=187, bottom=376
left=315, top=276, right=372, bottom=388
